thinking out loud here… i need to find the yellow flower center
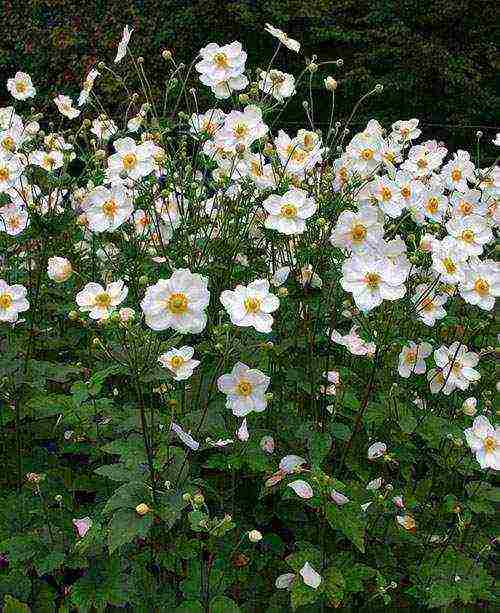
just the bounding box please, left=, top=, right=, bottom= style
left=214, top=53, right=229, bottom=69
left=15, top=81, right=28, bottom=93
left=380, top=187, right=392, bottom=201
left=417, top=158, right=427, bottom=169
left=351, top=223, right=367, bottom=242
left=461, top=229, right=474, bottom=243
left=280, top=204, right=297, bottom=218
left=250, top=161, right=263, bottom=176
left=421, top=298, right=435, bottom=312
left=102, top=199, right=118, bottom=217
left=2, top=137, right=15, bottom=152
left=426, top=197, right=439, bottom=213
left=459, top=200, right=472, bottom=215
left=401, top=186, right=411, bottom=198
left=236, top=380, right=253, bottom=396
left=442, top=258, right=456, bottom=274
left=484, top=436, right=496, bottom=453
left=404, top=349, right=417, bottom=364
left=364, top=272, right=381, bottom=289
left=94, top=293, right=111, bottom=308
left=233, top=124, right=249, bottom=139
left=167, top=292, right=188, bottom=314
left=244, top=297, right=261, bottom=313
left=7, top=216, right=21, bottom=230
left=451, top=169, right=462, bottom=181
left=122, top=153, right=137, bottom=170
left=170, top=355, right=185, bottom=369
left=0, top=168, right=10, bottom=182
left=360, top=148, right=374, bottom=161
left=0, top=293, right=13, bottom=310
left=44, top=155, right=56, bottom=168
left=474, top=278, right=489, bottom=296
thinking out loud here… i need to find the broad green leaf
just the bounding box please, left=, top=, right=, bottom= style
left=107, top=508, right=153, bottom=554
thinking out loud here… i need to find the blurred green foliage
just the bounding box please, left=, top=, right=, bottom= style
left=0, top=0, right=497, bottom=153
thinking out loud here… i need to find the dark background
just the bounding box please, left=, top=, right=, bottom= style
left=0, top=0, right=498, bottom=158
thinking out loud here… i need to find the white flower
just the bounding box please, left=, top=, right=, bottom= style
left=217, top=362, right=270, bottom=417
left=259, top=69, right=295, bottom=102
left=366, top=477, right=383, bottom=491
left=446, top=215, right=493, bottom=257
left=330, top=207, right=384, bottom=253
left=345, top=132, right=384, bottom=176
left=0, top=280, right=29, bottom=323
left=433, top=342, right=481, bottom=394
left=54, top=94, right=80, bottom=119
left=396, top=515, right=416, bottom=531
left=398, top=341, right=432, bottom=378
left=263, top=188, right=317, bottom=235
left=462, top=397, right=477, bottom=416
left=76, top=280, right=128, bottom=320
left=493, top=133, right=500, bottom=147
left=158, top=346, right=200, bottom=381
left=7, top=72, right=36, bottom=100
left=91, top=117, right=118, bottom=141
left=248, top=529, right=262, bottom=542
left=441, top=150, right=475, bottom=192
left=220, top=279, right=279, bottom=333
left=391, top=119, right=421, bottom=141
left=275, top=573, right=295, bottom=589
left=171, top=422, right=199, bottom=451
left=299, top=562, right=322, bottom=589
left=331, top=489, right=350, bottom=505
left=279, top=455, right=306, bottom=473
left=47, top=257, right=73, bottom=283
left=368, top=442, right=387, bottom=460
left=29, top=150, right=64, bottom=172
left=260, top=435, right=275, bottom=454
left=0, top=203, right=29, bottom=235
left=78, top=68, right=100, bottom=106
left=412, top=283, right=448, bottom=327
left=216, top=105, right=268, bottom=151
left=459, top=258, right=499, bottom=311
left=114, top=25, right=133, bottom=64
left=0, top=153, right=23, bottom=192
left=189, top=109, right=226, bottom=138
left=264, top=24, right=300, bottom=52
left=369, top=176, right=405, bottom=218
left=119, top=307, right=135, bottom=323
left=106, top=137, right=154, bottom=182
left=341, top=254, right=407, bottom=312
left=83, top=185, right=133, bottom=232
left=431, top=236, right=467, bottom=284
left=464, top=416, right=499, bottom=470
left=331, top=325, right=376, bottom=356
left=141, top=269, right=210, bottom=333
left=288, top=480, right=313, bottom=499
left=195, top=42, right=248, bottom=97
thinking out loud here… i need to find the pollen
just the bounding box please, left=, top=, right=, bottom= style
left=0, top=168, right=10, bottom=182
left=474, top=278, right=489, bottom=296
left=170, top=355, right=185, bottom=369
left=484, top=436, right=496, bottom=453
left=459, top=200, right=473, bottom=215
left=244, top=297, right=261, bottom=313
left=0, top=293, right=13, bottom=310
left=442, top=258, right=456, bottom=274
left=122, top=153, right=137, bottom=170
left=380, top=186, right=392, bottom=201
left=2, top=137, right=15, bottom=152
left=421, top=297, right=435, bottom=312
left=451, top=169, right=462, bottom=182
left=360, top=148, right=374, bottom=161
left=167, top=292, right=189, bottom=314
left=461, top=229, right=474, bottom=243
left=280, top=204, right=297, bottom=218
left=94, top=293, right=112, bottom=308
left=351, top=223, right=367, bottom=242
left=364, top=272, right=381, bottom=288
left=236, top=380, right=253, bottom=396
left=102, top=199, right=118, bottom=217
left=401, top=186, right=411, bottom=198
left=426, top=197, right=439, bottom=213
left=214, top=52, right=229, bottom=69
left=233, top=124, right=249, bottom=139
left=15, top=81, right=28, bottom=93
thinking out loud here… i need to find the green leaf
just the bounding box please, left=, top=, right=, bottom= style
left=329, top=422, right=351, bottom=441
left=323, top=566, right=345, bottom=606
left=307, top=432, right=332, bottom=466
left=210, top=596, right=241, bottom=612
left=3, top=596, right=30, bottom=613
left=398, top=404, right=417, bottom=433
left=34, top=551, right=65, bottom=576
left=103, top=481, right=149, bottom=515
left=108, top=509, right=153, bottom=554
left=325, top=503, right=366, bottom=553
left=175, top=602, right=203, bottom=613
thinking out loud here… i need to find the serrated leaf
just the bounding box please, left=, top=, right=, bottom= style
left=107, top=509, right=153, bottom=554
left=326, top=503, right=366, bottom=553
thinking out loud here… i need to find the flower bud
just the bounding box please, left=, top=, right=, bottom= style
left=248, top=529, right=262, bottom=542
left=324, top=77, right=338, bottom=91
left=135, top=503, right=150, bottom=516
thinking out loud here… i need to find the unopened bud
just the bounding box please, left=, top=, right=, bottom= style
left=135, top=503, right=150, bottom=516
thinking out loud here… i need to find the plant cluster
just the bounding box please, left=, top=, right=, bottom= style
left=0, top=23, right=498, bottom=612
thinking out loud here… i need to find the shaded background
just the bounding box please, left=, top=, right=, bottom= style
left=0, top=0, right=498, bottom=158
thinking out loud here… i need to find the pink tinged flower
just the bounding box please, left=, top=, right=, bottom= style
left=7, top=71, right=36, bottom=100
left=331, top=489, right=350, bottom=505
left=263, top=187, right=317, bottom=236
left=75, top=280, right=128, bottom=321
left=158, top=346, right=200, bottom=381
left=115, top=25, right=133, bottom=63
left=462, top=397, right=477, bottom=416
left=396, top=514, right=416, bottom=531
left=171, top=422, right=199, bottom=451
left=54, top=94, right=80, bottom=119
left=397, top=341, right=432, bottom=378
left=368, top=442, right=387, bottom=460
left=236, top=418, right=249, bottom=441
left=366, top=477, right=383, bottom=491
left=288, top=480, right=313, bottom=499
left=279, top=455, right=306, bottom=473
left=264, top=24, right=301, bottom=53
left=0, top=203, right=29, bottom=235
left=331, top=325, right=376, bottom=356
left=47, top=257, right=72, bottom=283
left=220, top=278, right=279, bottom=334
left=464, top=415, right=499, bottom=470
left=72, top=517, right=92, bottom=538
left=299, top=562, right=322, bottom=589
left=393, top=495, right=405, bottom=509
left=275, top=573, right=296, bottom=589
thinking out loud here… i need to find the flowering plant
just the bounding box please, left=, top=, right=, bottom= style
left=0, top=24, right=498, bottom=611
